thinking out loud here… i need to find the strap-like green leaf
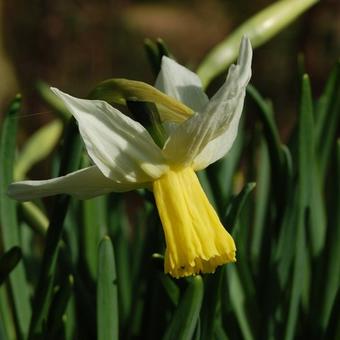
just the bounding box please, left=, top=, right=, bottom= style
left=82, top=195, right=107, bottom=281
left=144, top=38, right=173, bottom=76
left=317, top=140, right=340, bottom=331
left=0, top=246, right=22, bottom=285
left=200, top=269, right=224, bottom=340
left=284, top=74, right=316, bottom=340
left=299, top=75, right=326, bottom=256
left=0, top=95, right=31, bottom=337
left=163, top=276, right=204, bottom=340
left=97, top=236, right=119, bottom=340
left=224, top=182, right=256, bottom=234
left=46, top=275, right=74, bottom=338
left=227, top=265, right=255, bottom=340
left=315, top=61, right=340, bottom=180
left=28, top=118, right=83, bottom=339
left=251, top=138, right=270, bottom=265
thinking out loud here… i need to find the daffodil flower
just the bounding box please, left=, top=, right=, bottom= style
left=8, top=37, right=252, bottom=278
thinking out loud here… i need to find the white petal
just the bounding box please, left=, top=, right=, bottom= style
left=8, top=166, right=144, bottom=201
left=155, top=56, right=209, bottom=113
left=191, top=116, right=241, bottom=171
left=163, top=37, right=252, bottom=167
left=52, top=88, right=168, bottom=182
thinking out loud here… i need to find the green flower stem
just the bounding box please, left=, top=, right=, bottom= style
left=163, top=276, right=204, bottom=340
left=197, top=0, right=319, bottom=87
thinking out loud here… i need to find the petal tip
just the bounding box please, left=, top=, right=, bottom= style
left=50, top=87, right=72, bottom=103
left=160, top=55, right=174, bottom=66
left=238, top=36, right=253, bottom=69
left=7, top=183, right=30, bottom=202
left=50, top=86, right=61, bottom=96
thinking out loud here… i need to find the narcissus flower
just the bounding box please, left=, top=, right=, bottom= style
left=8, top=37, right=252, bottom=278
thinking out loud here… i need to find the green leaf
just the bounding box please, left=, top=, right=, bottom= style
left=298, top=75, right=325, bottom=256
left=298, top=75, right=314, bottom=208
left=315, top=60, right=340, bottom=179
left=324, top=288, right=340, bottom=340
left=108, top=199, right=132, bottom=326
left=197, top=0, right=319, bottom=87
left=144, top=38, right=173, bottom=76
left=28, top=118, right=83, bottom=339
left=223, top=182, right=257, bottom=339
left=318, top=140, right=340, bottom=331
left=197, top=170, right=217, bottom=209
left=63, top=201, right=81, bottom=265
left=0, top=246, right=22, bottom=285
left=163, top=276, right=204, bottom=340
left=156, top=39, right=173, bottom=60
left=284, top=74, right=316, bottom=340
left=0, top=95, right=31, bottom=337
left=247, top=86, right=284, bottom=191
left=14, top=119, right=63, bottom=180
left=251, top=138, right=270, bottom=266
left=82, top=195, right=107, bottom=281
left=200, top=269, right=224, bottom=340
left=64, top=295, right=76, bottom=340
left=0, top=287, right=16, bottom=340
left=144, top=38, right=162, bottom=76
left=227, top=265, right=255, bottom=340
left=284, top=211, right=307, bottom=340
left=214, top=319, right=230, bottom=340
left=97, top=236, right=119, bottom=340
left=159, top=275, right=180, bottom=306
left=280, top=144, right=293, bottom=202
left=46, top=275, right=74, bottom=339
left=275, top=189, right=299, bottom=287
left=224, top=182, right=256, bottom=235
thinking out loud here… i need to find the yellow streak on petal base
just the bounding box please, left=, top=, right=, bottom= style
left=153, top=167, right=236, bottom=278
left=89, top=79, right=193, bottom=123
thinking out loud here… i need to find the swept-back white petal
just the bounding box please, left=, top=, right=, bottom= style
left=191, top=119, right=241, bottom=171
left=155, top=56, right=209, bottom=114
left=162, top=37, right=252, bottom=167
left=51, top=88, right=168, bottom=182
left=8, top=166, right=144, bottom=201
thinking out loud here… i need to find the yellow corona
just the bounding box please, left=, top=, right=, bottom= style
left=153, top=167, right=236, bottom=278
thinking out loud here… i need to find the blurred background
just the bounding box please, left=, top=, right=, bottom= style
left=0, top=0, right=339, bottom=136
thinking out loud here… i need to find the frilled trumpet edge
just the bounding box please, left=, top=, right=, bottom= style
left=153, top=166, right=236, bottom=278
